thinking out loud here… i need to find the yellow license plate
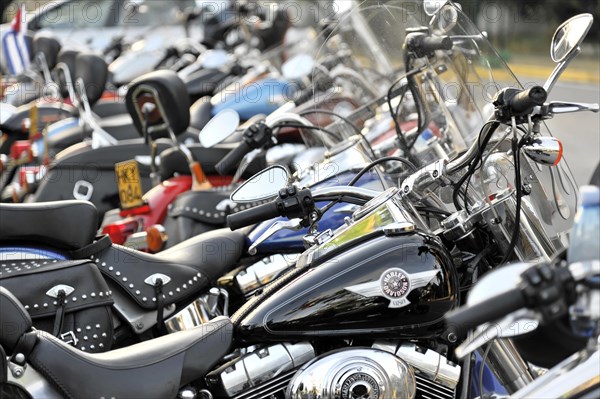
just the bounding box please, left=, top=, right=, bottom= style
left=115, top=160, right=144, bottom=209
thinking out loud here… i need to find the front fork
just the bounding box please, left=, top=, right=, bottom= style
left=470, top=338, right=535, bottom=398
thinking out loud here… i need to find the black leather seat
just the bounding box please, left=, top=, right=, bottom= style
left=30, top=318, right=232, bottom=398
left=32, top=32, right=61, bottom=70
left=0, top=201, right=98, bottom=250
left=0, top=286, right=32, bottom=353
left=158, top=142, right=267, bottom=181
left=95, top=113, right=137, bottom=141
left=126, top=70, right=190, bottom=140
left=99, top=228, right=245, bottom=283
left=0, top=286, right=232, bottom=399
left=92, top=98, right=128, bottom=118
left=55, top=48, right=79, bottom=99
left=93, top=229, right=244, bottom=311
left=189, top=96, right=214, bottom=130
left=157, top=228, right=245, bottom=280
left=76, top=52, right=108, bottom=108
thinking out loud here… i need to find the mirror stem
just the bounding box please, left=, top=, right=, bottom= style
left=150, top=142, right=160, bottom=186
left=543, top=47, right=581, bottom=94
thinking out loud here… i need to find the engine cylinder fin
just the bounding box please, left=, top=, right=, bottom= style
left=415, top=375, right=455, bottom=399
left=232, top=369, right=296, bottom=399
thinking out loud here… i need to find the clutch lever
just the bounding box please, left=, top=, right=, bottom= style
left=232, top=149, right=263, bottom=183
left=454, top=308, right=541, bottom=359
left=248, top=218, right=304, bottom=255
left=537, top=101, right=599, bottom=118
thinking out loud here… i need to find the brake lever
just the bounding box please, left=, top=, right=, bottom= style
left=537, top=101, right=599, bottom=118
left=454, top=308, right=541, bottom=359
left=248, top=218, right=304, bottom=256
left=232, top=149, right=262, bottom=183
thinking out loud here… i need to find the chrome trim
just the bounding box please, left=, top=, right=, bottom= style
left=352, top=187, right=399, bottom=221
left=522, top=137, right=563, bottom=166
left=165, top=288, right=229, bottom=332
left=544, top=101, right=599, bottom=116
left=144, top=273, right=172, bottom=286
left=207, top=343, right=315, bottom=397
left=124, top=231, right=149, bottom=251
left=330, top=64, right=379, bottom=99
left=46, top=285, right=74, bottom=298
left=446, top=118, right=501, bottom=175
left=372, top=342, right=461, bottom=390
left=235, top=255, right=296, bottom=295
left=311, top=186, right=380, bottom=203
left=72, top=180, right=94, bottom=201
left=486, top=339, right=534, bottom=393
left=543, top=48, right=580, bottom=94
left=248, top=219, right=303, bottom=255
left=287, top=348, right=416, bottom=399
left=7, top=360, right=62, bottom=398
left=511, top=347, right=599, bottom=398
left=264, top=112, right=336, bottom=147
left=75, top=77, right=118, bottom=148
left=55, top=62, right=77, bottom=105
left=383, top=222, right=416, bottom=235
left=569, top=260, right=600, bottom=281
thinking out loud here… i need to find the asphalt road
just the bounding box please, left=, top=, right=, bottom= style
left=543, top=80, right=600, bottom=186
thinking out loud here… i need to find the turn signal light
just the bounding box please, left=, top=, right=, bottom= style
left=522, top=137, right=563, bottom=166
left=102, top=219, right=139, bottom=245
left=146, top=224, right=168, bottom=253
left=10, top=140, right=33, bottom=162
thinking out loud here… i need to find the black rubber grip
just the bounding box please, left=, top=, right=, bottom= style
left=227, top=201, right=280, bottom=230
left=295, top=72, right=334, bottom=106
left=445, top=288, right=526, bottom=340
left=509, top=86, right=547, bottom=114
left=420, top=36, right=453, bottom=53
left=215, top=140, right=253, bottom=175
left=320, top=54, right=345, bottom=71
left=294, top=88, right=314, bottom=106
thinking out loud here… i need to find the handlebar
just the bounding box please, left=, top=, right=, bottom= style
left=227, top=200, right=281, bottom=230
left=406, top=32, right=453, bottom=58
left=445, top=261, right=599, bottom=340
left=445, top=288, right=526, bottom=339
left=294, top=71, right=334, bottom=106
left=419, top=36, right=454, bottom=53
left=226, top=185, right=379, bottom=230
left=215, top=139, right=253, bottom=175
left=508, top=86, right=547, bottom=115
left=227, top=186, right=314, bottom=230
left=493, top=86, right=548, bottom=120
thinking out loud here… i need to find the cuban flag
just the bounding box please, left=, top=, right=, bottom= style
left=2, top=4, right=30, bottom=75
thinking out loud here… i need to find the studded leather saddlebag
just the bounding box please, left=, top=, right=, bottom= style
left=0, top=259, right=114, bottom=353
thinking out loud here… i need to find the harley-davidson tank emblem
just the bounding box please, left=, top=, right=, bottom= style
left=345, top=268, right=440, bottom=309
left=381, top=268, right=410, bottom=298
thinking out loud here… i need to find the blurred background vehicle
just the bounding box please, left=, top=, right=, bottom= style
left=0, top=0, right=203, bottom=69
left=1, top=0, right=598, bottom=184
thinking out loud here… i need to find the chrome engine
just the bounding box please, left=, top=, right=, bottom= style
left=205, top=342, right=315, bottom=398
left=164, top=255, right=296, bottom=332
left=288, top=344, right=460, bottom=399
left=287, top=348, right=416, bottom=399
left=204, top=342, right=460, bottom=399
left=233, top=255, right=296, bottom=298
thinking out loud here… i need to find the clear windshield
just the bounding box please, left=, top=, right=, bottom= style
left=314, top=0, right=578, bottom=240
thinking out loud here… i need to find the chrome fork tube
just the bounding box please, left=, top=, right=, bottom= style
left=486, top=339, right=534, bottom=394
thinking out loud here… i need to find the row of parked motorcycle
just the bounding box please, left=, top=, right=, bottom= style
left=1, top=1, right=599, bottom=398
